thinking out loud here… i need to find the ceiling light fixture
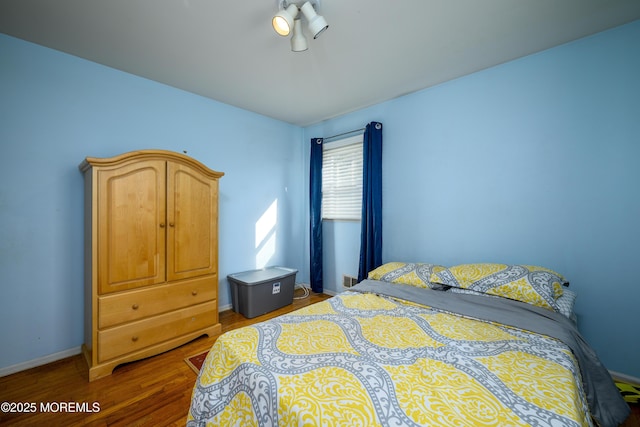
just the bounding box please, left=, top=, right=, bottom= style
left=272, top=0, right=328, bottom=52
left=290, top=19, right=308, bottom=52
left=299, top=1, right=328, bottom=39
left=272, top=3, right=299, bottom=36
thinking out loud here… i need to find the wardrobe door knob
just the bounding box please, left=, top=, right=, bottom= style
left=159, top=223, right=165, bottom=228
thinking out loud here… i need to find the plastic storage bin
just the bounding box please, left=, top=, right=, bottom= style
left=227, top=267, right=298, bottom=318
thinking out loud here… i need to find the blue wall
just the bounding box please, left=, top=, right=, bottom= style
left=0, top=34, right=306, bottom=371
left=2, top=18, right=639, bottom=380
left=305, top=20, right=640, bottom=378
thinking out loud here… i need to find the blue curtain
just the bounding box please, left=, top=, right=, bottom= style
left=358, top=122, right=383, bottom=281
left=309, top=137, right=323, bottom=293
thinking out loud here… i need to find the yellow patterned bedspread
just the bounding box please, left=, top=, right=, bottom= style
left=188, top=291, right=592, bottom=427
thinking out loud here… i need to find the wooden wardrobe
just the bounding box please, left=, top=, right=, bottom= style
left=79, top=150, right=224, bottom=381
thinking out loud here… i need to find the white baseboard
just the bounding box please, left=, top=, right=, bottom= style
left=610, top=370, right=640, bottom=385
left=0, top=346, right=82, bottom=378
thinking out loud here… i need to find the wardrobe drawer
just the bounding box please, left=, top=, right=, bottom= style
left=97, top=301, right=217, bottom=362
left=98, top=275, right=217, bottom=328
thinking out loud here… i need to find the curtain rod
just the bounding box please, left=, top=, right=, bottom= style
left=323, top=127, right=365, bottom=143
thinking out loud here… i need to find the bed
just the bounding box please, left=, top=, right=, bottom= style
left=187, top=263, right=629, bottom=427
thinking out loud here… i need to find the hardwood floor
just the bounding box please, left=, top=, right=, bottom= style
left=1, top=288, right=638, bottom=426
left=627, top=405, right=640, bottom=427
left=0, top=289, right=330, bottom=427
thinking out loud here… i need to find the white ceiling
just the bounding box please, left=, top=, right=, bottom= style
left=2, top=0, right=639, bottom=126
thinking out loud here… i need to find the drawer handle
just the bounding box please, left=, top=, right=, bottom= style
left=131, top=336, right=139, bottom=342
left=132, top=304, right=139, bottom=310
left=191, top=290, right=198, bottom=296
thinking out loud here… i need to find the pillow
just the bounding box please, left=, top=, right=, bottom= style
left=430, top=263, right=567, bottom=311
left=555, top=288, right=577, bottom=320
left=448, top=285, right=577, bottom=320
left=367, top=262, right=447, bottom=290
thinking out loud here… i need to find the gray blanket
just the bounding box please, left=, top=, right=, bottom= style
left=352, top=280, right=630, bottom=427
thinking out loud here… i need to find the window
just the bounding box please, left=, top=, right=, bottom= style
left=322, top=135, right=363, bottom=220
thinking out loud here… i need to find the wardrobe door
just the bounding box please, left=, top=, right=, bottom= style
left=97, top=160, right=167, bottom=294
left=166, top=161, right=218, bottom=282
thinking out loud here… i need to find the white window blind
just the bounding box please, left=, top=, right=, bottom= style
left=322, top=136, right=363, bottom=220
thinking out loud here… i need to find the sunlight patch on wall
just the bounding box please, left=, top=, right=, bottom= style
left=255, top=199, right=278, bottom=268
